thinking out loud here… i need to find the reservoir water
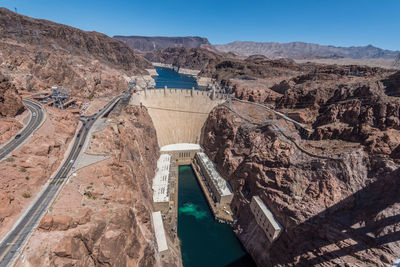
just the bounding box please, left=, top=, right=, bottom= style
left=154, top=67, right=255, bottom=267
left=154, top=67, right=199, bottom=89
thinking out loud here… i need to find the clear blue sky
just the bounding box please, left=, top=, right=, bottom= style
left=1, top=0, right=399, bottom=50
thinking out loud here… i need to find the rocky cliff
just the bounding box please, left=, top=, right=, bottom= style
left=144, top=47, right=225, bottom=72
left=0, top=72, right=25, bottom=117
left=16, top=102, right=179, bottom=266
left=0, top=8, right=152, bottom=96
left=202, top=102, right=399, bottom=266
left=383, top=71, right=400, bottom=97
left=199, top=55, right=399, bottom=266
left=114, top=36, right=212, bottom=52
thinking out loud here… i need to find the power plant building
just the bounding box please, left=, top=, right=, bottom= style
left=152, top=154, right=172, bottom=203
left=194, top=152, right=233, bottom=206
left=250, top=196, right=283, bottom=242
left=152, top=211, right=168, bottom=255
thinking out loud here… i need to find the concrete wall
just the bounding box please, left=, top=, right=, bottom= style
left=135, top=89, right=226, bottom=147
left=194, top=154, right=233, bottom=207
left=250, top=196, right=282, bottom=243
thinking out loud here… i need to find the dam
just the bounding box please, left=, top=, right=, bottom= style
left=142, top=67, right=255, bottom=267
left=136, top=86, right=226, bottom=147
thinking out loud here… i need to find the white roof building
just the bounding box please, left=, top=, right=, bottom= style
left=196, top=152, right=233, bottom=197
left=152, top=154, right=171, bottom=202
left=152, top=211, right=168, bottom=252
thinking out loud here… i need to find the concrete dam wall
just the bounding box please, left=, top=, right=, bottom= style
left=135, top=89, right=226, bottom=147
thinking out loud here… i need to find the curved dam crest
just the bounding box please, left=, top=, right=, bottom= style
left=136, top=88, right=225, bottom=147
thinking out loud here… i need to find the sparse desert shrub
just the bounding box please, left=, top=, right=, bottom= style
left=20, top=167, right=27, bottom=172
left=6, top=157, right=14, bottom=162
left=25, top=176, right=30, bottom=180
left=12, top=164, right=16, bottom=167
left=22, top=192, right=31, bottom=198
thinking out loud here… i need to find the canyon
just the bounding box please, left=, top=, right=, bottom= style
left=0, top=6, right=399, bottom=267
left=0, top=7, right=179, bottom=266
left=143, top=45, right=400, bottom=265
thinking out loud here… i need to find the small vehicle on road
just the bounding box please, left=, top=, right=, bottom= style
left=15, top=134, right=21, bottom=139
left=32, top=112, right=37, bottom=117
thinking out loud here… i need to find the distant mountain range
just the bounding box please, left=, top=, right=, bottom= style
left=113, top=36, right=211, bottom=52
left=214, top=41, right=399, bottom=59
left=113, top=36, right=399, bottom=60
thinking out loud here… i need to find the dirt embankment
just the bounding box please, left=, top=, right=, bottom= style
left=15, top=104, right=180, bottom=266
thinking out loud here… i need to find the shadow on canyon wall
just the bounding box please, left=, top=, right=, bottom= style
left=271, top=166, right=400, bottom=265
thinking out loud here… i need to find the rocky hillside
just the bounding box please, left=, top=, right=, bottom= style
left=114, top=36, right=211, bottom=52
left=144, top=48, right=304, bottom=81
left=0, top=8, right=152, bottom=96
left=202, top=106, right=399, bottom=266
left=215, top=41, right=400, bottom=59
left=0, top=72, right=25, bottom=117
left=201, top=60, right=400, bottom=265
left=144, top=47, right=226, bottom=71
left=383, top=71, right=400, bottom=97
left=15, top=102, right=180, bottom=266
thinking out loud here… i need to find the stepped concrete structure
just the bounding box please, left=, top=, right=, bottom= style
left=134, top=88, right=226, bottom=147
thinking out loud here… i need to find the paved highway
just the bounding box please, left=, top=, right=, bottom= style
left=0, top=99, right=44, bottom=161
left=0, top=96, right=121, bottom=267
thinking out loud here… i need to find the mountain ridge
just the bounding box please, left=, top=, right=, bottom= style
left=214, top=40, right=399, bottom=59
left=113, top=35, right=211, bottom=52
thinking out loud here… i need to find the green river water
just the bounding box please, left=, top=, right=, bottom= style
left=177, top=165, right=256, bottom=267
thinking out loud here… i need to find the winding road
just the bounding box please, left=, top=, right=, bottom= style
left=0, top=99, right=44, bottom=161
left=0, top=96, right=121, bottom=267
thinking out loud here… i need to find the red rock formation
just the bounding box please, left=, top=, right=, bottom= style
left=202, top=104, right=399, bottom=266
left=0, top=108, right=78, bottom=240
left=383, top=71, right=400, bottom=97
left=16, top=103, right=180, bottom=266
left=0, top=8, right=152, bottom=97
left=0, top=72, right=25, bottom=117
